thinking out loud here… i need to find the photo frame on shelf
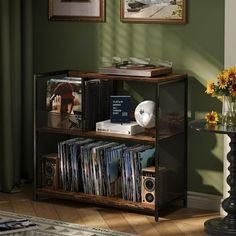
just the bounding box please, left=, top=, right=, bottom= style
left=48, top=0, right=106, bottom=22
left=120, top=0, right=187, bottom=24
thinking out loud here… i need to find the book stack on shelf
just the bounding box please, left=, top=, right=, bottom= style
left=96, top=95, right=145, bottom=136
left=96, top=120, right=145, bottom=135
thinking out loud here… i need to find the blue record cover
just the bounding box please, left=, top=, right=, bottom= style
left=110, top=96, right=131, bottom=123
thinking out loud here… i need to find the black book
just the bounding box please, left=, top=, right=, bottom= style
left=110, top=95, right=131, bottom=123
left=83, top=79, right=113, bottom=131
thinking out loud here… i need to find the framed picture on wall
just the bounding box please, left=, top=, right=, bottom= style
left=120, top=0, right=187, bottom=24
left=48, top=0, right=106, bottom=22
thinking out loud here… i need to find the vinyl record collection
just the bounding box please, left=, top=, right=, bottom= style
left=55, top=137, right=155, bottom=202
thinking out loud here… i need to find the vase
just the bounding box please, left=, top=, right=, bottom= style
left=222, top=95, right=236, bottom=126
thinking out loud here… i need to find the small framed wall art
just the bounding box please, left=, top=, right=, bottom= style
left=120, top=0, right=187, bottom=24
left=48, top=0, right=106, bottom=22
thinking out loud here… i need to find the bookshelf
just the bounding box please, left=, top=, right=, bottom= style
left=34, top=70, right=187, bottom=221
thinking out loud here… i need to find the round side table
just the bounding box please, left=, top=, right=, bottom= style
left=190, top=119, right=236, bottom=236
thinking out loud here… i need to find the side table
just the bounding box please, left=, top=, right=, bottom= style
left=190, top=119, right=236, bottom=236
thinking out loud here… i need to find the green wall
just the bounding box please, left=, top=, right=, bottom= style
left=33, top=0, right=225, bottom=195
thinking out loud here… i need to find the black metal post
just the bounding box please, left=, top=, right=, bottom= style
left=205, top=134, right=236, bottom=235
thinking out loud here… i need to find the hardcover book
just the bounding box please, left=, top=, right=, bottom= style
left=83, top=79, right=113, bottom=130
left=110, top=95, right=131, bottom=123
left=96, top=119, right=145, bottom=135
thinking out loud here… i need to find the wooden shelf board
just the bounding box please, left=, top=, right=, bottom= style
left=37, top=127, right=184, bottom=143
left=36, top=127, right=156, bottom=143
left=82, top=130, right=155, bottom=143
left=68, top=70, right=187, bottom=83
left=36, top=188, right=155, bottom=213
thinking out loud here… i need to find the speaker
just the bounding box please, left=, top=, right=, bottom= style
left=41, top=153, right=58, bottom=189
left=141, top=166, right=155, bottom=205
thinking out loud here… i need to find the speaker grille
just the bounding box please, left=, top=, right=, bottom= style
left=143, top=178, right=155, bottom=192
left=145, top=193, right=154, bottom=203
left=141, top=175, right=155, bottom=205
left=41, top=154, right=58, bottom=189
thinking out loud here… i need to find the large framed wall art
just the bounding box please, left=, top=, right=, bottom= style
left=48, top=0, right=106, bottom=22
left=120, top=0, right=187, bottom=24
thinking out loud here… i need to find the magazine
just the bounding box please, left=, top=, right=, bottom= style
left=0, top=218, right=37, bottom=235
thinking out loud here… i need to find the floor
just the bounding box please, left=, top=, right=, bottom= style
left=0, top=185, right=219, bottom=236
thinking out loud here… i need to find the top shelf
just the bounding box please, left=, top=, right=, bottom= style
left=68, top=71, right=187, bottom=83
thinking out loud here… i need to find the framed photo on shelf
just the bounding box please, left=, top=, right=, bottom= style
left=48, top=0, right=106, bottom=22
left=120, top=0, right=187, bottom=24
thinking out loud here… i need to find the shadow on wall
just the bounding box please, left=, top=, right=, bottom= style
left=189, top=76, right=221, bottom=120
left=188, top=128, right=223, bottom=195
left=188, top=76, right=223, bottom=195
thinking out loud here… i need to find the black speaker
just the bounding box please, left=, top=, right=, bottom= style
left=142, top=166, right=155, bottom=205
left=41, top=153, right=58, bottom=189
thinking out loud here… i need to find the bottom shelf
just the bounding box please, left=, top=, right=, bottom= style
left=36, top=188, right=155, bottom=214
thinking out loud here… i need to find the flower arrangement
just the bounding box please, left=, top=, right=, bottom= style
left=205, top=67, right=236, bottom=125
left=206, top=67, right=236, bottom=98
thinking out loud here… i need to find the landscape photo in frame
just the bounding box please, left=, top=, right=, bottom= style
left=120, top=0, right=186, bottom=24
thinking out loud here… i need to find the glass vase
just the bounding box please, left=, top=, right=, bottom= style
left=222, top=95, right=236, bottom=126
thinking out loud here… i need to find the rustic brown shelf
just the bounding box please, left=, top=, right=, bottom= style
left=36, top=188, right=155, bottom=213
left=34, top=70, right=187, bottom=221
left=69, top=70, right=188, bottom=83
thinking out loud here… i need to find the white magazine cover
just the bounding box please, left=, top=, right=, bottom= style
left=0, top=218, right=38, bottom=235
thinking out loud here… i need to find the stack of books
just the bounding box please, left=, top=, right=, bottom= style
left=96, top=119, right=145, bottom=135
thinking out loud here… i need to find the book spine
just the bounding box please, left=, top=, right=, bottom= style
left=96, top=126, right=144, bottom=135
left=96, top=128, right=132, bottom=135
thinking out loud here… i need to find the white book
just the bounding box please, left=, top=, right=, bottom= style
left=96, top=120, right=145, bottom=135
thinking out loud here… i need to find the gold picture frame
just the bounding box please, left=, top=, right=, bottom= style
left=120, top=0, right=187, bottom=24
left=48, top=0, right=106, bottom=22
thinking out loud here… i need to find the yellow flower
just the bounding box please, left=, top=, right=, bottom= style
left=205, top=111, right=219, bottom=124
left=230, top=83, right=236, bottom=97
left=205, top=67, right=236, bottom=98
left=205, top=80, right=215, bottom=94
left=228, top=67, right=236, bottom=79
left=218, top=74, right=228, bottom=89
left=222, top=70, right=230, bottom=80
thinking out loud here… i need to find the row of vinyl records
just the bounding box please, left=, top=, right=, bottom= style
left=56, top=138, right=155, bottom=202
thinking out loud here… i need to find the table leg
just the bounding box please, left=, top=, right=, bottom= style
left=205, top=134, right=236, bottom=235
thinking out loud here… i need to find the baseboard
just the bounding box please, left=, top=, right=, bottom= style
left=187, top=191, right=222, bottom=212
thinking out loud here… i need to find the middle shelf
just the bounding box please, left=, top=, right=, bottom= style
left=37, top=127, right=185, bottom=144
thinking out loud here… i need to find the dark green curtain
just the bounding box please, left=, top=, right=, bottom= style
left=0, top=0, right=33, bottom=192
